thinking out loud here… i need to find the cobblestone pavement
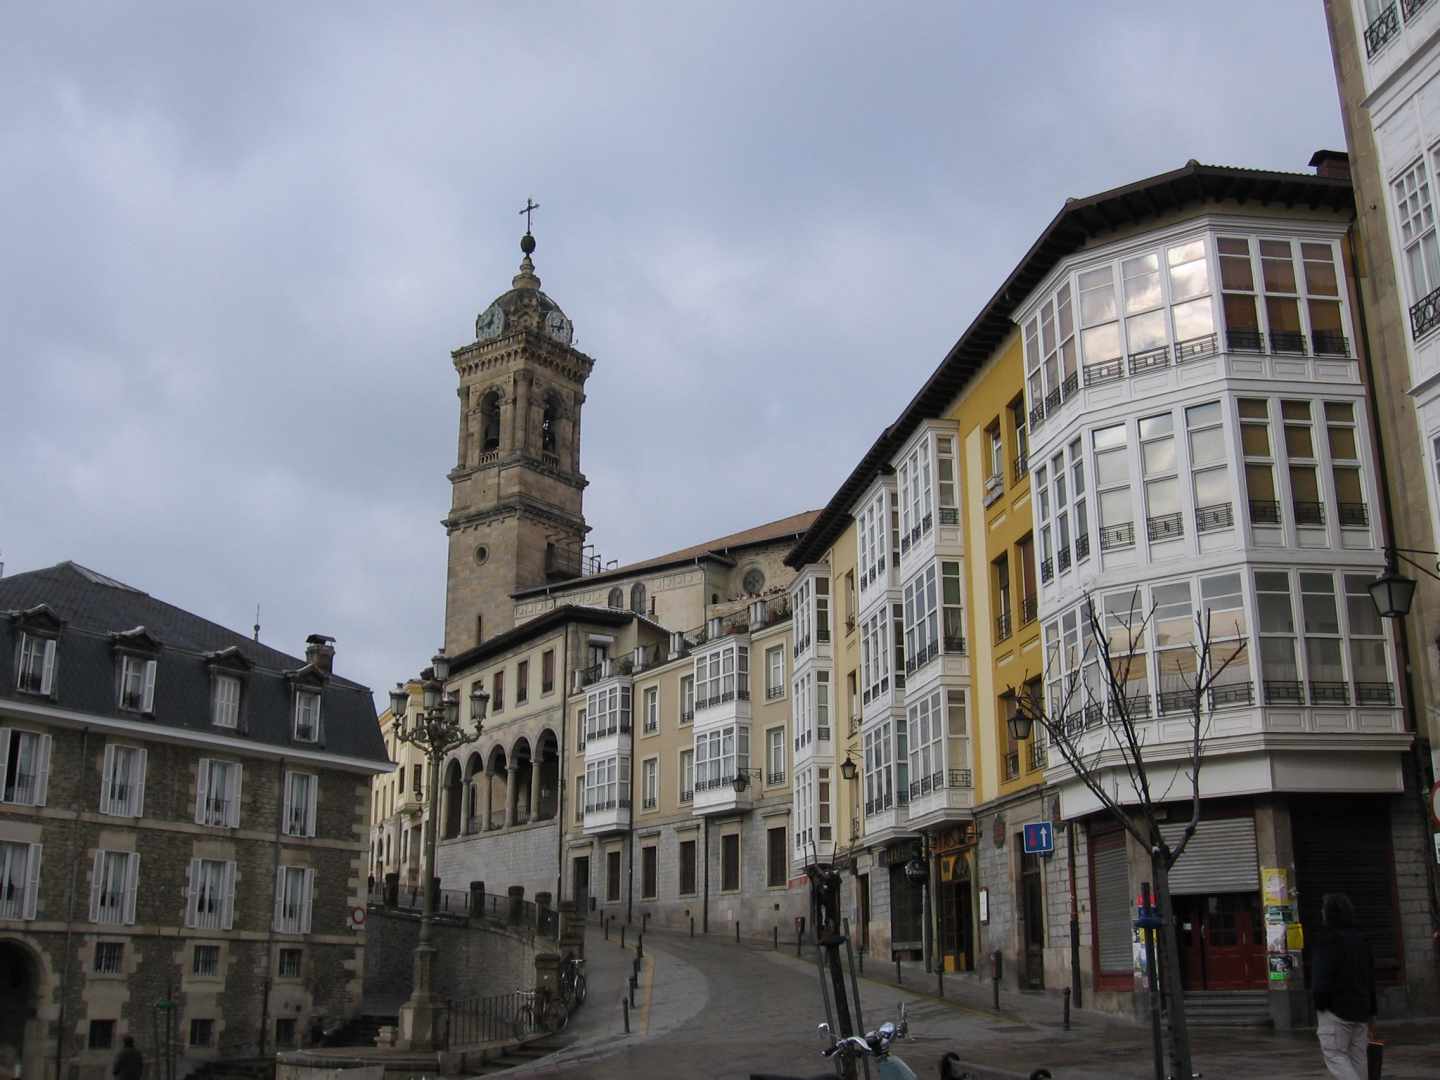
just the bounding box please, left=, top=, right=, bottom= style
left=494, top=927, right=1437, bottom=1080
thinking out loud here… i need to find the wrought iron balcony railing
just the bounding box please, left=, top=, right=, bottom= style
left=1012, top=452, right=1029, bottom=484
left=1365, top=2, right=1400, bottom=56
left=1099, top=521, right=1135, bottom=551
left=1227, top=328, right=1264, bottom=352
left=1129, top=344, right=1170, bottom=374
left=1249, top=499, right=1281, bottom=524
left=1339, top=503, right=1369, bottom=527
left=1147, top=513, right=1184, bottom=543
left=1263, top=680, right=1304, bottom=705
left=1083, top=357, right=1124, bottom=387
left=1270, top=330, right=1308, bottom=355
left=1004, top=751, right=1020, bottom=780
left=1294, top=501, right=1325, bottom=526
left=1310, top=682, right=1350, bottom=706
left=1411, top=281, right=1440, bottom=340
left=1020, top=594, right=1038, bottom=626
left=1354, top=682, right=1396, bottom=705
left=1057, top=546, right=1072, bottom=572
left=1312, top=331, right=1351, bottom=357
left=1074, top=532, right=1091, bottom=560
left=1176, top=332, right=1218, bottom=363
left=1040, top=557, right=1054, bottom=582
left=1196, top=502, right=1234, bottom=533
left=1209, top=682, right=1254, bottom=708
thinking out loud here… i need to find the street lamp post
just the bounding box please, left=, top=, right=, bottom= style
left=389, top=652, right=488, bottom=1052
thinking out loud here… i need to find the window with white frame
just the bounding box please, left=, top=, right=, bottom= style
left=1079, top=264, right=1121, bottom=373
left=815, top=670, right=831, bottom=741
left=643, top=686, right=659, bottom=733
left=284, top=771, right=318, bottom=837
left=100, top=744, right=146, bottom=817
left=945, top=690, right=969, bottom=777
left=680, top=748, right=694, bottom=801
left=1239, top=398, right=1278, bottom=523
left=860, top=609, right=889, bottom=704
left=1140, top=412, right=1182, bottom=543
left=212, top=675, right=241, bottom=728
left=16, top=633, right=56, bottom=695
left=1301, top=572, right=1346, bottom=703
left=1217, top=236, right=1348, bottom=356
left=584, top=756, right=619, bottom=811
left=273, top=866, right=314, bottom=934
left=908, top=691, right=939, bottom=793
left=858, top=490, right=888, bottom=586
left=1053, top=450, right=1074, bottom=569
left=903, top=564, right=938, bottom=672
left=935, top=434, right=958, bottom=523
left=793, top=672, right=813, bottom=750
left=987, top=424, right=1004, bottom=486
left=119, top=655, right=157, bottom=713
left=766, top=726, right=784, bottom=783
left=864, top=721, right=893, bottom=814
left=585, top=684, right=632, bottom=740
left=817, top=766, right=832, bottom=843
left=1093, top=423, right=1135, bottom=550
left=0, top=728, right=52, bottom=806
left=641, top=757, right=658, bottom=809
left=1104, top=590, right=1150, bottom=714
left=696, top=643, right=748, bottom=709
left=1123, top=250, right=1167, bottom=360
left=1036, top=462, right=1053, bottom=579
left=1326, top=402, right=1368, bottom=525
left=1284, top=400, right=1323, bottom=525
left=794, top=577, right=813, bottom=654
left=90, top=849, right=139, bottom=925
left=1069, top=437, right=1090, bottom=560
left=1025, top=281, right=1078, bottom=413
left=1167, top=238, right=1215, bottom=351
left=195, top=759, right=242, bottom=828
left=814, top=578, right=831, bottom=644
left=0, top=841, right=41, bottom=920
left=766, top=646, right=784, bottom=699
left=293, top=690, right=321, bottom=742
left=1186, top=402, right=1232, bottom=531
left=1345, top=573, right=1392, bottom=703
left=186, top=858, right=236, bottom=931
left=1152, top=582, right=1197, bottom=713
left=898, top=438, right=934, bottom=549
left=1255, top=571, right=1300, bottom=703
left=1393, top=158, right=1439, bottom=309
left=1201, top=572, right=1251, bottom=702
left=680, top=675, right=695, bottom=722
left=794, top=767, right=813, bottom=854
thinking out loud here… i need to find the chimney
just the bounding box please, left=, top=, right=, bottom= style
left=669, top=631, right=688, bottom=661
left=1308, top=149, right=1350, bottom=181
left=305, top=634, right=335, bottom=674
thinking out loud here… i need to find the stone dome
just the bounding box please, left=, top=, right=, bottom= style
left=474, top=234, right=573, bottom=346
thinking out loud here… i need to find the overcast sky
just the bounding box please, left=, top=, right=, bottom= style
left=1, top=2, right=1344, bottom=706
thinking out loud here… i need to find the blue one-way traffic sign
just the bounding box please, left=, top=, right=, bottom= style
left=1023, top=821, right=1055, bottom=855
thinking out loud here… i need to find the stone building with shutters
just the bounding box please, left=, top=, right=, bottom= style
left=0, top=562, right=389, bottom=1080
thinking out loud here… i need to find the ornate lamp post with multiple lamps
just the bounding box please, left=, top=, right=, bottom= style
left=388, top=652, right=488, bottom=1051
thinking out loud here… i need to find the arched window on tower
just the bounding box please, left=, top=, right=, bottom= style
left=542, top=394, right=559, bottom=454
left=631, top=583, right=647, bottom=615
left=480, top=390, right=501, bottom=452
left=608, top=587, right=624, bottom=609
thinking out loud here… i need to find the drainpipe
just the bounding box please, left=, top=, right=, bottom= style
left=55, top=726, right=90, bottom=1080
left=1347, top=230, right=1440, bottom=937
left=257, top=758, right=286, bottom=1056
left=702, top=815, right=710, bottom=933
left=626, top=700, right=635, bottom=925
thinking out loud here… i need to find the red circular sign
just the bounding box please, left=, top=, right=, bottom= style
left=350, top=905, right=367, bottom=928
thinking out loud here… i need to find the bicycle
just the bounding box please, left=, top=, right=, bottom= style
left=514, top=987, right=569, bottom=1037
left=559, top=955, right=588, bottom=1007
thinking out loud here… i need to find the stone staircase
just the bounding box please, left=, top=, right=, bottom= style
left=1181, top=990, right=1272, bottom=1027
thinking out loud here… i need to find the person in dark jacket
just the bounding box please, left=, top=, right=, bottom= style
left=1311, top=892, right=1376, bottom=1080
left=112, top=1036, right=143, bottom=1080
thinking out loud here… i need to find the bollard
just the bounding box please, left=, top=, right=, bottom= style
left=637, top=933, right=644, bottom=959
left=735, top=921, right=740, bottom=944
left=633, top=956, right=641, bottom=978
left=773, top=926, right=779, bottom=951
left=603, top=914, right=609, bottom=941
left=629, top=973, right=636, bottom=1007
left=1063, top=986, right=1071, bottom=1030
left=896, top=957, right=902, bottom=985
left=621, top=924, right=626, bottom=949
left=689, top=915, right=694, bottom=938
left=993, top=973, right=1000, bottom=1011
left=796, top=926, right=802, bottom=958
left=622, top=996, right=630, bottom=1034
left=937, top=965, right=944, bottom=999
left=642, top=912, right=649, bottom=933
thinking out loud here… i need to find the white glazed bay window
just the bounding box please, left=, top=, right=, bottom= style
left=792, top=670, right=831, bottom=752
left=897, top=433, right=959, bottom=548
left=695, top=727, right=748, bottom=791
left=585, top=683, right=632, bottom=741
left=792, top=764, right=833, bottom=857
left=860, top=609, right=890, bottom=704
left=907, top=688, right=968, bottom=796
left=793, top=577, right=831, bottom=656
left=696, top=643, right=749, bottom=709
left=902, top=562, right=964, bottom=673
left=857, top=490, right=890, bottom=588
left=1392, top=156, right=1440, bottom=332
left=584, top=755, right=629, bottom=811
left=863, top=720, right=908, bottom=815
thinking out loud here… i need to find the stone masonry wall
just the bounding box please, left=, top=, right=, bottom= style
left=360, top=909, right=537, bottom=1011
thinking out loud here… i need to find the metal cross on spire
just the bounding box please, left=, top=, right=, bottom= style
left=519, top=197, right=539, bottom=233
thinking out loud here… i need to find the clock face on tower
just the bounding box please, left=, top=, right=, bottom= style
left=476, top=303, right=505, bottom=341
left=544, top=309, right=574, bottom=345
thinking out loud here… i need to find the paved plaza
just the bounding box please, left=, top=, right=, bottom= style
left=500, top=927, right=1436, bottom=1080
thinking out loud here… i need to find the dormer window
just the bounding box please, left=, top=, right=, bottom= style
left=16, top=633, right=56, bottom=696
left=119, top=656, right=156, bottom=714
left=293, top=691, right=321, bottom=742
left=212, top=676, right=241, bottom=729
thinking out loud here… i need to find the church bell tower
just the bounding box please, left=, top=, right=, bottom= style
left=443, top=222, right=592, bottom=653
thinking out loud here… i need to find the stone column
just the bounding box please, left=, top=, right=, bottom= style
left=514, top=371, right=533, bottom=455
left=508, top=884, right=526, bottom=926
left=571, top=392, right=585, bottom=473
left=507, top=763, right=520, bottom=825
left=1254, top=797, right=1306, bottom=1030
left=529, top=761, right=542, bottom=821
left=483, top=771, right=493, bottom=831
left=456, top=386, right=469, bottom=467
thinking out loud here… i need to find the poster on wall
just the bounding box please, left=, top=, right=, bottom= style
left=1261, top=866, right=1301, bottom=990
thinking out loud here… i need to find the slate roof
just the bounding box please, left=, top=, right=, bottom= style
left=0, top=562, right=387, bottom=768
left=513, top=509, right=822, bottom=598
left=786, top=159, right=1355, bottom=567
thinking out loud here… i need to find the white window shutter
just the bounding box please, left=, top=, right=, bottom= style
left=227, top=765, right=242, bottom=828
left=0, top=726, right=9, bottom=799
left=23, top=842, right=42, bottom=920
left=34, top=734, right=52, bottom=806
left=134, top=748, right=147, bottom=818
left=142, top=659, right=157, bottom=713
left=273, top=871, right=287, bottom=932
left=100, top=744, right=117, bottom=815
left=184, top=858, right=199, bottom=928
left=40, top=639, right=56, bottom=695
left=194, top=759, right=210, bottom=825
left=220, top=861, right=236, bottom=931
left=300, top=868, right=315, bottom=934
left=88, top=849, right=104, bottom=922
left=122, top=853, right=139, bottom=925
left=315, top=698, right=325, bottom=744
left=305, top=776, right=318, bottom=838
left=282, top=772, right=295, bottom=835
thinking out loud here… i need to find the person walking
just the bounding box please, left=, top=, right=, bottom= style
left=1311, top=893, right=1376, bottom=1080
left=112, top=1036, right=143, bottom=1080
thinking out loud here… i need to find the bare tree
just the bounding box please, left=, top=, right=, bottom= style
left=1009, top=588, right=1245, bottom=1080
